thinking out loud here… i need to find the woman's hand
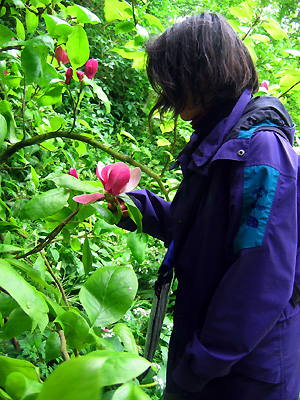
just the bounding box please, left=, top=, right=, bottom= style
left=108, top=199, right=128, bottom=218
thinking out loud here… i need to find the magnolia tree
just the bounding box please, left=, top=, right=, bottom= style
left=0, top=0, right=299, bottom=399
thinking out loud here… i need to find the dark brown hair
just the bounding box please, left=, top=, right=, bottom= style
left=146, top=12, right=259, bottom=120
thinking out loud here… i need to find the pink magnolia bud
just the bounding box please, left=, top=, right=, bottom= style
left=3, top=70, right=7, bottom=75
left=65, top=67, right=73, bottom=84
left=260, top=80, right=269, bottom=90
left=76, top=70, right=84, bottom=82
left=69, top=168, right=79, bottom=179
left=85, top=58, right=98, bottom=79
left=55, top=46, right=70, bottom=65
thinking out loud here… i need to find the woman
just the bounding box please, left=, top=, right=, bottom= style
left=121, top=12, right=300, bottom=399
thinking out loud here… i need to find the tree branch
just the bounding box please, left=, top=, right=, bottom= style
left=0, top=130, right=170, bottom=200
left=279, top=80, right=300, bottom=98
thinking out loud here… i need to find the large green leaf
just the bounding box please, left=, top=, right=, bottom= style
left=261, top=19, right=288, bottom=40
left=43, top=15, right=73, bottom=40
left=0, top=100, right=17, bottom=143
left=56, top=311, right=95, bottom=350
left=37, top=351, right=150, bottom=400
left=5, top=372, right=42, bottom=400
left=21, top=44, right=48, bottom=85
left=0, top=114, right=7, bottom=148
left=118, top=193, right=143, bottom=233
left=45, top=332, right=61, bottom=363
left=127, top=231, right=147, bottom=263
left=104, top=0, right=132, bottom=22
left=113, top=323, right=139, bottom=354
left=0, top=260, right=49, bottom=331
left=0, top=356, right=40, bottom=388
left=66, top=25, right=89, bottom=70
left=0, top=25, right=14, bottom=45
left=73, top=5, right=101, bottom=24
left=112, top=383, right=152, bottom=399
left=79, top=266, right=138, bottom=327
left=0, top=307, right=32, bottom=339
left=52, top=174, right=100, bottom=193
left=20, top=188, right=69, bottom=220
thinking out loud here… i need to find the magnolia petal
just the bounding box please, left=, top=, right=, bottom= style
left=99, top=164, right=113, bottom=185
left=96, top=161, right=106, bottom=183
left=73, top=193, right=104, bottom=204
left=105, top=163, right=130, bottom=195
left=69, top=168, right=79, bottom=179
left=120, top=167, right=141, bottom=193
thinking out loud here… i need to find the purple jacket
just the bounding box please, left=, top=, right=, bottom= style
left=125, top=90, right=300, bottom=399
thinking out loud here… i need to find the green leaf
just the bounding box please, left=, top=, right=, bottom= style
left=38, top=85, right=63, bottom=107
left=66, top=25, right=89, bottom=70
left=5, top=372, right=42, bottom=400
left=0, top=100, right=16, bottom=143
left=14, top=17, right=25, bottom=40
left=112, top=383, right=152, bottom=400
left=21, top=45, right=45, bottom=85
left=37, top=351, right=150, bottom=400
left=0, top=307, right=32, bottom=339
left=229, top=5, right=252, bottom=22
left=115, top=21, right=135, bottom=35
left=113, top=323, right=139, bottom=354
left=0, top=114, right=7, bottom=148
left=43, top=15, right=73, bottom=40
left=79, top=266, right=138, bottom=327
left=26, top=8, right=39, bottom=34
left=0, top=25, right=15, bottom=45
left=127, top=231, right=147, bottom=263
left=71, top=237, right=81, bottom=251
left=7, top=258, right=60, bottom=300
left=0, top=260, right=49, bottom=331
left=56, top=311, right=95, bottom=350
left=118, top=193, right=143, bottom=233
left=280, top=73, right=300, bottom=92
left=20, top=188, right=69, bottom=220
left=248, top=34, right=270, bottom=43
left=89, top=80, right=111, bottom=113
left=104, top=0, right=133, bottom=22
left=82, top=233, right=93, bottom=274
left=45, top=332, right=61, bottom=362
left=157, top=137, right=170, bottom=146
left=0, top=356, right=40, bottom=389
left=0, top=292, right=18, bottom=318
left=92, top=203, right=116, bottom=225
left=261, top=19, right=288, bottom=40
left=30, top=166, right=39, bottom=189
left=74, top=5, right=101, bottom=24
left=52, top=174, right=101, bottom=193
left=143, top=14, right=164, bottom=32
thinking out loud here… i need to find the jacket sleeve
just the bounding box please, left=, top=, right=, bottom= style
left=118, top=189, right=172, bottom=244
left=172, top=132, right=299, bottom=392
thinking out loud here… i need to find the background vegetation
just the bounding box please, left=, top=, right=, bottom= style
left=0, top=0, right=299, bottom=399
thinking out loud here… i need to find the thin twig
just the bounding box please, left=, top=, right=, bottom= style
left=16, top=207, right=80, bottom=260
left=160, top=118, right=178, bottom=178
left=43, top=256, right=69, bottom=308
left=242, top=13, right=261, bottom=41
left=279, top=80, right=300, bottom=98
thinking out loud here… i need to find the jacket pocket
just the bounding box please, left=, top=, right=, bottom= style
left=231, top=323, right=281, bottom=384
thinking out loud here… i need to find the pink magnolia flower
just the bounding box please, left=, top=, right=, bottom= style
left=260, top=80, right=269, bottom=90
left=73, top=162, right=141, bottom=204
left=76, top=70, right=84, bottom=82
left=69, top=168, right=78, bottom=179
left=55, top=46, right=70, bottom=65
left=3, top=70, right=7, bottom=75
left=85, top=58, right=98, bottom=79
left=65, top=67, right=73, bottom=84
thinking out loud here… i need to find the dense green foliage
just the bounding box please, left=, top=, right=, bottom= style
left=0, top=0, right=299, bottom=399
